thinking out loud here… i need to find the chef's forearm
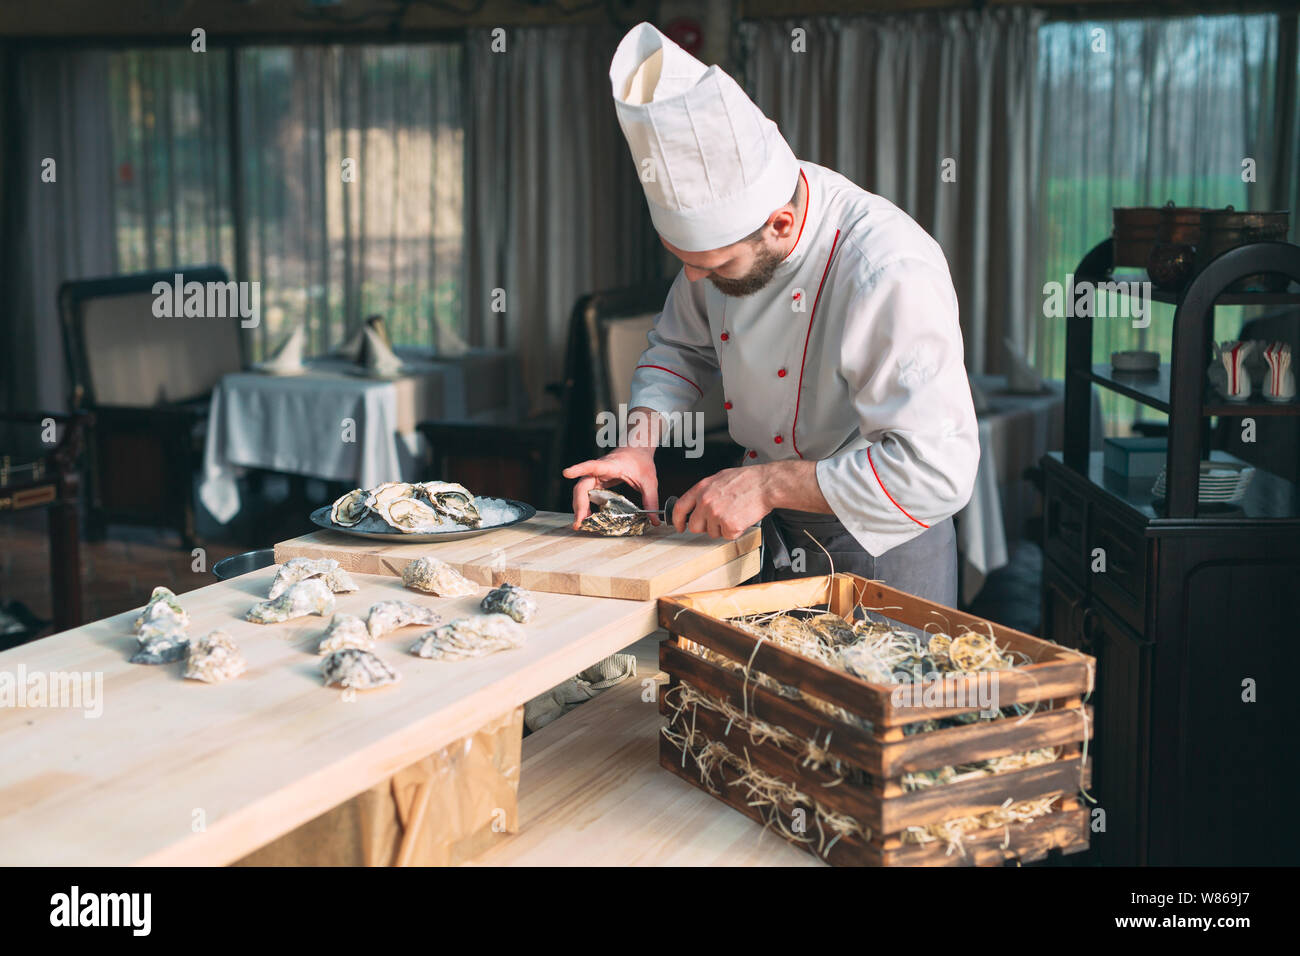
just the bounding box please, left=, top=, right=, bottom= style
left=758, top=459, right=833, bottom=514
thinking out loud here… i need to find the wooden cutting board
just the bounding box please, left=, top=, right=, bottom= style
left=274, top=511, right=761, bottom=601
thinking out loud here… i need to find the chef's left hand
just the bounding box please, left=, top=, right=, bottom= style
left=673, top=466, right=771, bottom=539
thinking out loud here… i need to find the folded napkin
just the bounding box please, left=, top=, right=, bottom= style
left=1004, top=337, right=1044, bottom=394
left=434, top=313, right=470, bottom=358
left=333, top=325, right=366, bottom=363
left=363, top=325, right=404, bottom=376
left=260, top=325, right=306, bottom=373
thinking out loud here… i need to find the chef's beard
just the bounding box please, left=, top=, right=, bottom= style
left=708, top=242, right=784, bottom=298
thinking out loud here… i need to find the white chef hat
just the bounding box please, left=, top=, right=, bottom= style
left=609, top=22, right=800, bottom=253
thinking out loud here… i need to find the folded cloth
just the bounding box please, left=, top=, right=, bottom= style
left=333, top=325, right=366, bottom=363
left=260, top=325, right=306, bottom=373
left=435, top=313, right=470, bottom=358
left=364, top=325, right=404, bottom=376
left=1004, top=337, right=1043, bottom=394
left=523, top=653, right=638, bottom=732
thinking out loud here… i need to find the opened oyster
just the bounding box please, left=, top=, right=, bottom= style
left=247, top=577, right=335, bottom=624
left=330, top=488, right=369, bottom=527
left=409, top=613, right=527, bottom=661
left=414, top=481, right=482, bottom=528
left=321, top=648, right=402, bottom=690
left=480, top=583, right=537, bottom=623
left=376, top=496, right=448, bottom=533
left=579, top=489, right=648, bottom=537
left=134, top=586, right=189, bottom=633
left=317, top=614, right=374, bottom=655
left=131, top=624, right=190, bottom=665
left=185, top=630, right=247, bottom=683
left=366, top=600, right=442, bottom=639
left=268, top=557, right=359, bottom=599
left=401, top=557, right=477, bottom=596
left=365, top=481, right=416, bottom=512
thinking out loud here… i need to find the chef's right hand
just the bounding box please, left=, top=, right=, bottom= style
left=563, top=445, right=660, bottom=529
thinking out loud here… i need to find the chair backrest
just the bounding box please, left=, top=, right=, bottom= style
left=60, top=266, right=243, bottom=408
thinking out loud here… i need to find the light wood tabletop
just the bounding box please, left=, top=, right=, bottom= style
left=0, top=550, right=758, bottom=866
left=468, top=634, right=822, bottom=867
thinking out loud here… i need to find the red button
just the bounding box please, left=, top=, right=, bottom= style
left=774, top=435, right=783, bottom=444
left=720, top=332, right=729, bottom=342
left=747, top=450, right=757, bottom=459
left=777, top=368, right=787, bottom=378
left=724, top=401, right=733, bottom=410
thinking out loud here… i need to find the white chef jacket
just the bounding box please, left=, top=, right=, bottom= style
left=629, top=161, right=980, bottom=556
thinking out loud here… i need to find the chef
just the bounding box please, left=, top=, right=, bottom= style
left=565, top=22, right=980, bottom=606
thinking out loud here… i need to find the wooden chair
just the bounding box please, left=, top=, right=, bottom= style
left=59, top=266, right=243, bottom=548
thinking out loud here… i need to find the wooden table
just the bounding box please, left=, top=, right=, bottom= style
left=470, top=634, right=820, bottom=867
left=0, top=550, right=758, bottom=866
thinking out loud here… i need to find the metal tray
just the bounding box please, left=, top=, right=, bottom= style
left=309, top=497, right=537, bottom=543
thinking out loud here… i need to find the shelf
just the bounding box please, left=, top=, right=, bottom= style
left=1087, top=364, right=1170, bottom=413
left=1049, top=451, right=1300, bottom=523
left=1108, top=273, right=1300, bottom=306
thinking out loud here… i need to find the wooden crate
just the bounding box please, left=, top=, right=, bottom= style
left=656, top=574, right=1094, bottom=867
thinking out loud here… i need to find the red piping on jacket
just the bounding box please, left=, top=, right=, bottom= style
left=867, top=447, right=930, bottom=529
left=636, top=364, right=703, bottom=397
left=779, top=170, right=811, bottom=264
left=791, top=227, right=841, bottom=459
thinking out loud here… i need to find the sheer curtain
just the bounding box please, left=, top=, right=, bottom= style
left=463, top=24, right=661, bottom=412
left=1035, top=13, right=1297, bottom=400
left=737, top=9, right=1044, bottom=377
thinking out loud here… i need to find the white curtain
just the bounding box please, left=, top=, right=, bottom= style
left=1035, top=14, right=1294, bottom=382
left=737, top=9, right=1044, bottom=377
left=463, top=24, right=661, bottom=412
left=6, top=50, right=117, bottom=411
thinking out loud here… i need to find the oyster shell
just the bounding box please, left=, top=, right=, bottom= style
left=579, top=490, right=648, bottom=537
left=401, top=557, right=477, bottom=596
left=415, top=481, right=482, bottom=528
left=185, top=630, right=247, bottom=683
left=409, top=613, right=527, bottom=661
left=317, top=614, right=374, bottom=655
left=320, top=648, right=402, bottom=690
left=479, top=583, right=537, bottom=623
left=376, top=496, right=446, bottom=533
left=330, top=488, right=369, bottom=527
left=267, top=557, right=359, bottom=599
left=365, top=481, right=416, bottom=512
left=366, top=600, right=442, bottom=639
left=130, top=624, right=190, bottom=665
left=134, top=586, right=189, bottom=633
left=247, top=577, right=335, bottom=624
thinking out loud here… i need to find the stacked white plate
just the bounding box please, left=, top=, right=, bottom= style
left=1152, top=460, right=1255, bottom=503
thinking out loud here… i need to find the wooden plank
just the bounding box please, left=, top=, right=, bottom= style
left=274, top=512, right=761, bottom=602
left=0, top=551, right=758, bottom=866
left=881, top=808, right=1090, bottom=867
left=878, top=705, right=1094, bottom=777
left=658, top=640, right=881, bottom=772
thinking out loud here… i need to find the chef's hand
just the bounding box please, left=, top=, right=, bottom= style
left=563, top=444, right=660, bottom=530
left=673, top=465, right=771, bottom=539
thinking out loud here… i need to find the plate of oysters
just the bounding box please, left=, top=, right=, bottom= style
left=312, top=480, right=536, bottom=542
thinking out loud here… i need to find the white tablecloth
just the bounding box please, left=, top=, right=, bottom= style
left=199, top=349, right=522, bottom=524
left=956, top=376, right=1102, bottom=604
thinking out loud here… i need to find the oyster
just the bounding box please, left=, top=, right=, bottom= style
left=246, top=577, right=335, bottom=624
left=366, top=600, right=442, bottom=639
left=376, top=496, right=446, bottom=534
left=317, top=614, right=374, bottom=655
left=409, top=613, right=527, bottom=661
left=130, top=624, right=190, bottom=665
left=401, top=557, right=477, bottom=596
left=365, top=481, right=416, bottom=512
left=329, top=488, right=369, bottom=527
left=479, top=583, right=537, bottom=623
left=414, top=481, right=482, bottom=528
left=185, top=630, right=247, bottom=683
left=267, top=557, right=359, bottom=599
left=134, top=586, right=189, bottom=633
left=320, top=648, right=402, bottom=690
left=579, top=489, right=648, bottom=537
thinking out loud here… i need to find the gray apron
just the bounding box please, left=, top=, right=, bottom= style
left=759, top=509, right=957, bottom=608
